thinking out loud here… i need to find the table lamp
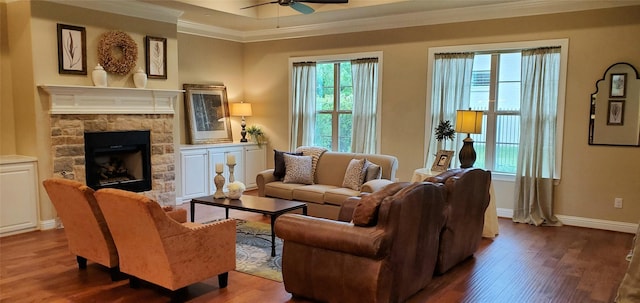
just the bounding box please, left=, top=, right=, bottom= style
left=230, top=102, right=253, bottom=142
left=455, top=109, right=483, bottom=168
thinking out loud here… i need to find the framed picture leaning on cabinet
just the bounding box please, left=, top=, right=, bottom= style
left=184, top=84, right=233, bottom=144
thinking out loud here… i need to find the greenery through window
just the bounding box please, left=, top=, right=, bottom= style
left=470, top=52, right=522, bottom=174
left=315, top=61, right=353, bottom=152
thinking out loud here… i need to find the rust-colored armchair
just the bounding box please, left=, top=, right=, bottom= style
left=43, top=178, right=188, bottom=281
left=42, top=178, right=120, bottom=279
left=94, top=188, right=236, bottom=292
left=426, top=167, right=492, bottom=274
left=275, top=182, right=447, bottom=303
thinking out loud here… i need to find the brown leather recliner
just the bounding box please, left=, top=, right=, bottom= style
left=275, top=182, right=447, bottom=303
left=426, top=167, right=492, bottom=274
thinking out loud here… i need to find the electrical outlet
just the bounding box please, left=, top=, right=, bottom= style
left=614, top=198, right=623, bottom=208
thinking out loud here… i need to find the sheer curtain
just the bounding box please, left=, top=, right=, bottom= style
left=351, top=58, right=379, bottom=154
left=512, top=47, right=562, bottom=226
left=290, top=62, right=316, bottom=151
left=426, top=53, right=475, bottom=168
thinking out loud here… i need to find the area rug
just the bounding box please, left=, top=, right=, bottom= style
left=207, top=219, right=283, bottom=282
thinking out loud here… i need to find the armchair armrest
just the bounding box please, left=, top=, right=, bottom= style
left=275, top=214, right=388, bottom=259
left=361, top=179, right=394, bottom=193
left=165, top=208, right=187, bottom=223
left=164, top=219, right=236, bottom=272
left=256, top=169, right=277, bottom=197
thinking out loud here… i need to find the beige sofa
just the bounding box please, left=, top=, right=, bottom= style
left=256, top=151, right=398, bottom=219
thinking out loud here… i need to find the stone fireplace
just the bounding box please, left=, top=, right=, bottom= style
left=41, top=85, right=182, bottom=205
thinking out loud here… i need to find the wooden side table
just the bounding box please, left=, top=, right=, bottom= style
left=412, top=168, right=499, bottom=238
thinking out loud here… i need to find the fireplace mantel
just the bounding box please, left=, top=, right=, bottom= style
left=39, top=85, right=183, bottom=115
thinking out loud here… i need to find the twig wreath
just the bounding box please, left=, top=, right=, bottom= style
left=98, top=31, right=138, bottom=75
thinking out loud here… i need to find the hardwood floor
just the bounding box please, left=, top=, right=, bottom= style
left=0, top=194, right=633, bottom=303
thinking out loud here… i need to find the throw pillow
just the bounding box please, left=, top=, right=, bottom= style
left=283, top=154, right=314, bottom=184
left=364, top=159, right=382, bottom=182
left=295, top=146, right=328, bottom=181
left=273, top=150, right=303, bottom=179
left=342, top=158, right=367, bottom=191
left=352, top=182, right=409, bottom=226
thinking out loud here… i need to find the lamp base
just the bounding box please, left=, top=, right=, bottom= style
left=459, top=135, right=476, bottom=168
left=240, top=119, right=248, bottom=142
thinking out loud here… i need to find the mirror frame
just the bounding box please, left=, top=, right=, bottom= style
left=589, top=62, right=640, bottom=146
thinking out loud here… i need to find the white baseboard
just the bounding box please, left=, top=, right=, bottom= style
left=176, top=197, right=188, bottom=206
left=496, top=207, right=638, bottom=234
left=40, top=219, right=58, bottom=230
left=555, top=215, right=638, bottom=234
left=496, top=207, right=514, bottom=218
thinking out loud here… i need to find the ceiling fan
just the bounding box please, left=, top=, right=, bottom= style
left=241, top=0, right=348, bottom=15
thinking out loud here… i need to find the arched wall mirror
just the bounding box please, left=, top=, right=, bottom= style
left=589, top=62, right=640, bottom=146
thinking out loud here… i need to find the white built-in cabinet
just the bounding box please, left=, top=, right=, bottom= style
left=179, top=143, right=266, bottom=201
left=0, top=156, right=39, bottom=236
left=243, top=144, right=267, bottom=189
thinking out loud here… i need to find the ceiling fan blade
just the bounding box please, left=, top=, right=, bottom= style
left=290, top=2, right=315, bottom=14
left=298, top=0, right=348, bottom=3
left=240, top=1, right=279, bottom=10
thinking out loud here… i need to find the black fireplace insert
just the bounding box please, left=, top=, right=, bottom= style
left=84, top=130, right=151, bottom=192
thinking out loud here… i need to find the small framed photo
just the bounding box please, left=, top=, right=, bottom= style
left=184, top=84, right=233, bottom=144
left=431, top=150, right=454, bottom=172
left=145, top=36, right=167, bottom=79
left=57, top=24, right=87, bottom=75
left=609, top=73, right=626, bottom=98
left=607, top=100, right=625, bottom=125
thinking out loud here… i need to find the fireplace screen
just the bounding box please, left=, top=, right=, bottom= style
left=84, top=130, right=151, bottom=192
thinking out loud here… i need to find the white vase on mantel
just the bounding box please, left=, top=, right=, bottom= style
left=133, top=68, right=147, bottom=88
left=92, top=64, right=107, bottom=87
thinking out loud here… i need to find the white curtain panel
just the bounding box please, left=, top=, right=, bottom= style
left=426, top=53, right=475, bottom=168
left=512, top=47, right=561, bottom=227
left=351, top=58, right=379, bottom=154
left=290, top=62, right=317, bottom=151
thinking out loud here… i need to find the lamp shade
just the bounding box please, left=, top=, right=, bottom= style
left=230, top=103, right=253, bottom=117
left=455, top=110, right=483, bottom=134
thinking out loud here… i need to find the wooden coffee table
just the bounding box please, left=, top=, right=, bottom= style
left=190, top=195, right=307, bottom=257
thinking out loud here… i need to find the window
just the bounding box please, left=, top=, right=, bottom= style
left=290, top=52, right=382, bottom=153
left=470, top=52, right=522, bottom=173
left=427, top=40, right=567, bottom=179
left=315, top=62, right=354, bottom=152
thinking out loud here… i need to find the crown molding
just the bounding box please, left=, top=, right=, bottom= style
left=178, top=0, right=640, bottom=42
left=45, top=0, right=183, bottom=24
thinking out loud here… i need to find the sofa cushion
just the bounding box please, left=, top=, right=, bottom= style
left=342, top=158, right=367, bottom=190
left=273, top=150, right=303, bottom=179
left=325, top=187, right=360, bottom=206
left=283, top=154, right=314, bottom=184
left=364, top=159, right=382, bottom=182
left=293, top=185, right=339, bottom=204
left=265, top=181, right=307, bottom=200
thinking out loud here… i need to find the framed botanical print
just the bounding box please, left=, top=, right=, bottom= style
left=57, top=24, right=87, bottom=75
left=145, top=36, right=167, bottom=79
left=184, top=84, right=233, bottom=144
left=607, top=100, right=625, bottom=125
left=609, top=73, right=627, bottom=98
